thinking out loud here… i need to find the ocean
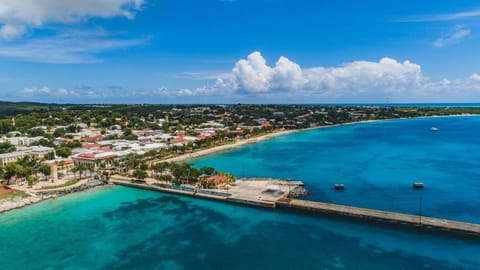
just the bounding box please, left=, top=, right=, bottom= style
left=1, top=116, right=479, bottom=269
left=194, top=116, right=480, bottom=223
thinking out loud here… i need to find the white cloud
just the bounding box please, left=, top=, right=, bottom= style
left=0, top=0, right=144, bottom=40
left=20, top=86, right=82, bottom=98
left=174, top=72, right=234, bottom=81
left=0, top=30, right=147, bottom=63
left=22, top=86, right=52, bottom=94
left=398, top=9, right=480, bottom=22
left=433, top=26, right=471, bottom=48
left=470, top=73, right=480, bottom=81
left=17, top=52, right=480, bottom=103
left=232, top=51, right=274, bottom=92
left=231, top=51, right=423, bottom=96
left=140, top=52, right=480, bottom=102
left=0, top=24, right=25, bottom=40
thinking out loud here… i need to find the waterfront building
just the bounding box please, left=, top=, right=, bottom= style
left=72, top=152, right=118, bottom=167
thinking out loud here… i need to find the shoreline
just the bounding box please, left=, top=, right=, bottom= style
left=0, top=179, right=105, bottom=214
left=161, top=113, right=480, bottom=163
left=161, top=120, right=381, bottom=163
left=1, top=113, right=478, bottom=214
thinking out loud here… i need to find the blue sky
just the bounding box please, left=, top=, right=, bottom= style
left=0, top=0, right=479, bottom=103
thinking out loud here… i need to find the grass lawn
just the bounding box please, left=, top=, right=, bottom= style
left=37, top=179, right=80, bottom=190
left=0, top=190, right=28, bottom=200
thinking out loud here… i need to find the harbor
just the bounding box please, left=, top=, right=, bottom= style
left=110, top=177, right=480, bottom=238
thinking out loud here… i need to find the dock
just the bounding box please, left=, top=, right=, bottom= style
left=276, top=199, right=480, bottom=237
left=110, top=178, right=480, bottom=238
left=110, top=179, right=276, bottom=208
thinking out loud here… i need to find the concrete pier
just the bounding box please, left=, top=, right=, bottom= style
left=110, top=179, right=480, bottom=238
left=276, top=199, right=480, bottom=236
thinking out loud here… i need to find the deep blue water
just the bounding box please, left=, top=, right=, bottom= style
left=1, top=116, right=480, bottom=269
left=193, top=116, right=480, bottom=223
left=0, top=186, right=479, bottom=270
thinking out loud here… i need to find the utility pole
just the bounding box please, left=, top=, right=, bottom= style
left=419, top=195, right=423, bottom=225
left=288, top=178, right=291, bottom=195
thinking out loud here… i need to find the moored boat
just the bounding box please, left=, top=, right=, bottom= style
left=413, top=182, right=424, bottom=189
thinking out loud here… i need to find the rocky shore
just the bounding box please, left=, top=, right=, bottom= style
left=0, top=179, right=105, bottom=213
left=288, top=186, right=309, bottom=198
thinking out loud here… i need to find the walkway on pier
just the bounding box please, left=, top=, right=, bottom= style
left=278, top=199, right=480, bottom=236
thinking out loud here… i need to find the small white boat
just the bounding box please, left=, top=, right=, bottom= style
left=430, top=127, right=439, bottom=131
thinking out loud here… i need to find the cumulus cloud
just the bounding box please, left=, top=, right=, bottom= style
left=18, top=52, right=480, bottom=103
left=0, top=0, right=144, bottom=39
left=433, top=26, right=471, bottom=48
left=232, top=51, right=274, bottom=92
left=231, top=51, right=423, bottom=97
left=138, top=52, right=480, bottom=102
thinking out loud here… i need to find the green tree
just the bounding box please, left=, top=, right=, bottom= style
left=157, top=174, right=172, bottom=182
left=53, top=128, right=66, bottom=137
left=171, top=163, right=190, bottom=180
left=31, top=138, right=55, bottom=148
left=200, top=166, right=215, bottom=175
left=123, top=128, right=133, bottom=137
left=76, top=164, right=88, bottom=179
left=132, top=169, right=148, bottom=180
left=43, top=152, right=55, bottom=160
left=153, top=162, right=169, bottom=175
left=56, top=147, right=72, bottom=158
left=0, top=142, right=16, bottom=154
left=26, top=175, right=38, bottom=188
left=29, top=128, right=46, bottom=137
left=39, top=164, right=51, bottom=181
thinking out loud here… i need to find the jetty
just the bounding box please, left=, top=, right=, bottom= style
left=276, top=199, right=480, bottom=237
left=110, top=178, right=480, bottom=238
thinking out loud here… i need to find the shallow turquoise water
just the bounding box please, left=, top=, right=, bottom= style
left=194, top=116, right=480, bottom=223
left=0, top=186, right=479, bottom=269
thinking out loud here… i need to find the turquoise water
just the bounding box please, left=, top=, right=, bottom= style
left=0, top=186, right=479, bottom=269
left=1, top=116, right=480, bottom=269
left=194, top=116, right=480, bottom=223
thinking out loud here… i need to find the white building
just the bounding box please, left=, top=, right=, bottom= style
left=0, top=146, right=55, bottom=166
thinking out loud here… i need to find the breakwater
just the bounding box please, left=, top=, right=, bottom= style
left=35, top=179, right=106, bottom=197
left=0, top=179, right=105, bottom=213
